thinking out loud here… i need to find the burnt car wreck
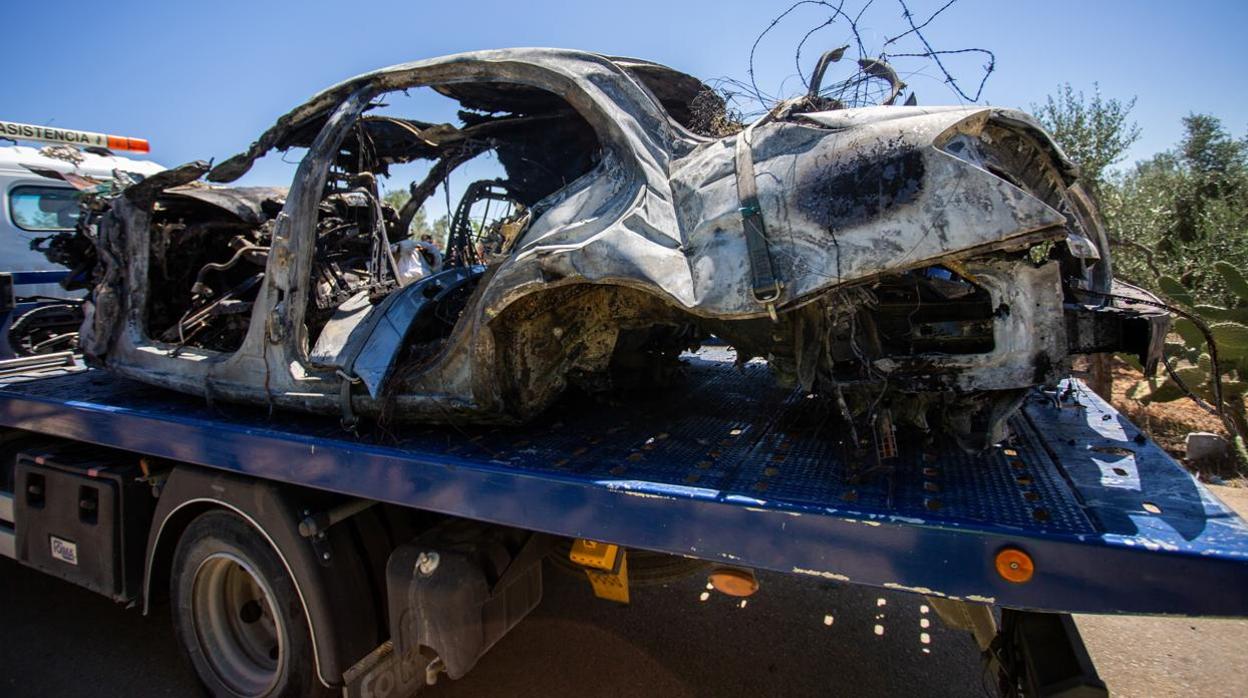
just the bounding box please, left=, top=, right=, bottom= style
left=37, top=48, right=1168, bottom=450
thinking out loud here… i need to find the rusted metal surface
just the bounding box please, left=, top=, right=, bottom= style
left=35, top=48, right=1167, bottom=448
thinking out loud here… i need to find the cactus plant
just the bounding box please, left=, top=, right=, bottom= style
left=1131, top=264, right=1248, bottom=469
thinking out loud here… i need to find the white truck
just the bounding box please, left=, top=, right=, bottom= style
left=0, top=121, right=163, bottom=356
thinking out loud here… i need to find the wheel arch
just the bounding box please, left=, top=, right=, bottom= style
left=141, top=465, right=380, bottom=689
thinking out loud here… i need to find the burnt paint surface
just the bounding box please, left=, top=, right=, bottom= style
left=800, top=147, right=925, bottom=231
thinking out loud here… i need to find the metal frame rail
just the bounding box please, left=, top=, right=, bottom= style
left=1, top=353, right=1246, bottom=617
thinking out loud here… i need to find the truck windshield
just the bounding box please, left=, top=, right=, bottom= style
left=9, top=185, right=81, bottom=231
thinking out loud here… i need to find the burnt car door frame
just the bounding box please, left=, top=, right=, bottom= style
left=103, top=55, right=669, bottom=419
left=99, top=89, right=378, bottom=415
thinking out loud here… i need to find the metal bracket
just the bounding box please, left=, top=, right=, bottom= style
left=298, top=498, right=376, bottom=539
left=336, top=369, right=361, bottom=432
left=296, top=498, right=380, bottom=568
left=299, top=508, right=335, bottom=566
left=570, top=539, right=630, bottom=604
left=993, top=610, right=1107, bottom=697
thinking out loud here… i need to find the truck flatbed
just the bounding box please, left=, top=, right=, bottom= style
left=3, top=348, right=1247, bottom=617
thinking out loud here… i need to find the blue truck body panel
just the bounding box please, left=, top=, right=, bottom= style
left=8, top=271, right=70, bottom=286
left=1, top=350, right=1246, bottom=617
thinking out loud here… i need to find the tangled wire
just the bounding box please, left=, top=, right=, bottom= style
left=709, top=0, right=996, bottom=119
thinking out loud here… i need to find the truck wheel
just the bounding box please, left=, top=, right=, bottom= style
left=171, top=510, right=330, bottom=697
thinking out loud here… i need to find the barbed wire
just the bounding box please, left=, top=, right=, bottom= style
left=729, top=0, right=995, bottom=114
left=888, top=0, right=994, bottom=102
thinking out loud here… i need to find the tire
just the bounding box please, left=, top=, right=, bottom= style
left=7, top=302, right=82, bottom=356
left=171, top=510, right=331, bottom=697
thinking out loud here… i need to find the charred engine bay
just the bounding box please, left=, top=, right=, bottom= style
left=32, top=49, right=1169, bottom=458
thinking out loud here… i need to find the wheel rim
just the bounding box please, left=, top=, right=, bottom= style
left=191, top=552, right=284, bottom=696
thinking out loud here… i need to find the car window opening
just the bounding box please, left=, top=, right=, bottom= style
left=144, top=84, right=601, bottom=356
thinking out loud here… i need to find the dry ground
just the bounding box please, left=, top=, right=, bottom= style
left=1104, top=356, right=1245, bottom=485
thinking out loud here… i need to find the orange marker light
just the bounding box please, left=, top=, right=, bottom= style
left=995, top=547, right=1034, bottom=584
left=708, top=567, right=760, bottom=597
left=107, top=135, right=151, bottom=153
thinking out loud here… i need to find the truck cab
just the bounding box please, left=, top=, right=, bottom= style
left=0, top=122, right=163, bottom=356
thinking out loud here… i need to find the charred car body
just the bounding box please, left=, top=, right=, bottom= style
left=37, top=48, right=1167, bottom=449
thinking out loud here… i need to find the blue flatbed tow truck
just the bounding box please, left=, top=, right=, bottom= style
left=1, top=273, right=1247, bottom=697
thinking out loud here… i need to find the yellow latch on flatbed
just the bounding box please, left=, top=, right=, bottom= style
left=570, top=539, right=630, bottom=603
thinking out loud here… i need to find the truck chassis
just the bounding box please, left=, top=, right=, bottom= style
left=2, top=340, right=1247, bottom=695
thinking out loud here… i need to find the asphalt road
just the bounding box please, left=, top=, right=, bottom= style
left=1071, top=486, right=1248, bottom=698
left=0, top=557, right=987, bottom=698
left=3, top=488, right=1247, bottom=697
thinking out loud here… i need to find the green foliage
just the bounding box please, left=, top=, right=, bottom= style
left=1211, top=322, right=1248, bottom=353
left=1215, top=261, right=1248, bottom=301
left=381, top=189, right=448, bottom=247
left=1102, top=114, right=1248, bottom=308
left=1098, top=108, right=1248, bottom=467
left=1194, top=305, right=1248, bottom=324
left=1032, top=83, right=1141, bottom=197
left=1032, top=88, right=1248, bottom=457
left=1158, top=275, right=1194, bottom=306
left=381, top=189, right=408, bottom=212
left=1129, top=262, right=1248, bottom=468
left=1035, top=85, right=1248, bottom=309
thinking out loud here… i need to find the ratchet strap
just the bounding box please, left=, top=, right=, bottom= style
left=337, top=369, right=362, bottom=432
left=733, top=106, right=792, bottom=321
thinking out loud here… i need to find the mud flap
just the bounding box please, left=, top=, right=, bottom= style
left=383, top=524, right=547, bottom=683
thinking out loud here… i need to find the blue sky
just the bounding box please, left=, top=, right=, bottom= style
left=4, top=0, right=1246, bottom=218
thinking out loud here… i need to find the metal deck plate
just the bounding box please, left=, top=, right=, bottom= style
left=2, top=349, right=1247, bottom=616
